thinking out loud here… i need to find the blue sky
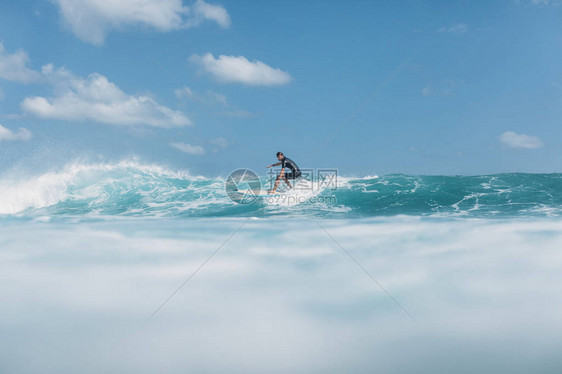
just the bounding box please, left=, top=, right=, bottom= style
left=1, top=0, right=561, bottom=176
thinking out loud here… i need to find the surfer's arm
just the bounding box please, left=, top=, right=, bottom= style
left=267, top=162, right=282, bottom=168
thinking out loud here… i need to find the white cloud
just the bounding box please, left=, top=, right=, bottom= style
left=216, top=109, right=257, bottom=118
left=175, top=87, right=228, bottom=106
left=207, top=90, right=228, bottom=106
left=189, top=53, right=292, bottom=86
left=21, top=65, right=192, bottom=128
left=421, top=86, right=432, bottom=96
left=174, top=87, right=194, bottom=100
left=175, top=86, right=257, bottom=117
left=422, top=80, right=464, bottom=97
left=170, top=142, right=205, bottom=155
left=209, top=137, right=228, bottom=148
left=516, top=0, right=561, bottom=6
left=422, top=84, right=452, bottom=97
left=0, top=124, right=32, bottom=141
left=499, top=131, right=543, bottom=149
left=52, top=0, right=230, bottom=46
left=0, top=42, right=41, bottom=83
left=189, top=0, right=231, bottom=28
left=438, top=23, right=469, bottom=35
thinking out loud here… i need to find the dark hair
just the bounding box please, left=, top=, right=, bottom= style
left=276, top=152, right=283, bottom=157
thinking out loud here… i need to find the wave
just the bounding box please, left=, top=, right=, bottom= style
left=2, top=161, right=562, bottom=218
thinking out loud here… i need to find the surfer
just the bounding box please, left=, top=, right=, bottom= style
left=266, top=152, right=301, bottom=194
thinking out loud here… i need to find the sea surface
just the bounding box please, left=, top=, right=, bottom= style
left=1, top=161, right=562, bottom=373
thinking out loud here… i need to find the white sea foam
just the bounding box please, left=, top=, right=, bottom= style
left=0, top=160, right=201, bottom=214
left=1, top=167, right=561, bottom=218
left=2, top=217, right=562, bottom=373
left=0, top=169, right=71, bottom=214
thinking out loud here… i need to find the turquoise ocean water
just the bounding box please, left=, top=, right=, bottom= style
left=2, top=161, right=562, bottom=219
left=1, top=161, right=562, bottom=373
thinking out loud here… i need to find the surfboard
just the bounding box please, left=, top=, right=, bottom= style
left=236, top=189, right=280, bottom=196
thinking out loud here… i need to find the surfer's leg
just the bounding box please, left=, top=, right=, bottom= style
left=269, top=174, right=282, bottom=193
left=284, top=173, right=292, bottom=189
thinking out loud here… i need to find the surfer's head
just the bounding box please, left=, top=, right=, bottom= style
left=276, top=152, right=284, bottom=161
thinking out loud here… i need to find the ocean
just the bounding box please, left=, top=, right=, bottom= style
left=1, top=160, right=562, bottom=373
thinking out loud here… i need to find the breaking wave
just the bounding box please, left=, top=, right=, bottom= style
left=2, top=160, right=562, bottom=218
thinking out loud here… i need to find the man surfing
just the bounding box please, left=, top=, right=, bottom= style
left=266, top=152, right=301, bottom=194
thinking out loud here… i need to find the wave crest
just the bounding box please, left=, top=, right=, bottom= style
left=0, top=161, right=207, bottom=215
left=2, top=164, right=562, bottom=218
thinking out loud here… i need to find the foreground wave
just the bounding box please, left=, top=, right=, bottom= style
left=2, top=216, right=562, bottom=373
left=1, top=161, right=562, bottom=218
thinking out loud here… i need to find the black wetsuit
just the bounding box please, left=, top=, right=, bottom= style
left=281, top=157, right=301, bottom=180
